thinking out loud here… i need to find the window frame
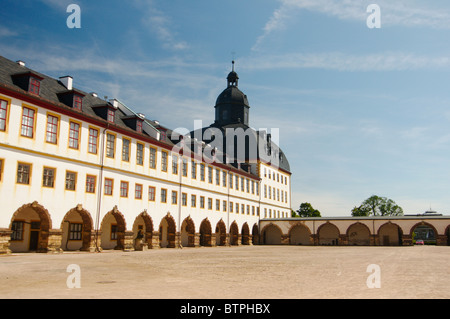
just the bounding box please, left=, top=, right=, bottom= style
left=68, top=120, right=81, bottom=150
left=0, top=98, right=9, bottom=132
left=42, top=167, right=56, bottom=188
left=45, top=113, right=59, bottom=144
left=16, top=162, right=32, bottom=185
left=65, top=171, right=77, bottom=191
left=20, top=106, right=36, bottom=138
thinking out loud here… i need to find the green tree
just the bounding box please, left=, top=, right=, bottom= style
left=352, top=195, right=403, bottom=217
left=297, top=202, right=321, bottom=217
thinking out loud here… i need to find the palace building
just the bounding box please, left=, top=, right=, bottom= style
left=0, top=55, right=292, bottom=253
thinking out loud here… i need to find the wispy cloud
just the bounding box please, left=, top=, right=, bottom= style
left=0, top=26, right=18, bottom=38
left=134, top=0, right=188, bottom=51
left=254, top=0, right=450, bottom=50
left=244, top=51, right=450, bottom=72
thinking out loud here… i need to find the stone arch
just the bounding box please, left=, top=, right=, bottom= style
left=100, top=207, right=127, bottom=250
left=241, top=222, right=250, bottom=245
left=252, top=224, right=259, bottom=245
left=9, top=201, right=52, bottom=253
left=229, top=221, right=239, bottom=246
left=132, top=211, right=154, bottom=250
left=159, top=213, right=176, bottom=248
left=60, top=205, right=93, bottom=251
left=200, top=218, right=212, bottom=247
left=317, top=222, right=340, bottom=245
left=215, top=219, right=226, bottom=246
left=410, top=222, right=438, bottom=245
left=378, top=222, right=403, bottom=246
left=445, top=225, right=450, bottom=246
left=261, top=223, right=282, bottom=245
left=347, top=222, right=371, bottom=246
left=181, top=216, right=196, bottom=247
left=289, top=223, right=312, bottom=245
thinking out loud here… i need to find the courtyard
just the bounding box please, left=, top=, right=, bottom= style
left=0, top=245, right=449, bottom=299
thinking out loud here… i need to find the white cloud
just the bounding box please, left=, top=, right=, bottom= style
left=0, top=26, right=17, bottom=38
left=134, top=0, right=189, bottom=51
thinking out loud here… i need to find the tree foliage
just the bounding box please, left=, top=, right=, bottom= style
left=351, top=195, right=403, bottom=217
left=295, top=202, right=321, bottom=217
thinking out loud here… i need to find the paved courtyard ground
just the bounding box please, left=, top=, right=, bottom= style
left=0, top=245, right=449, bottom=299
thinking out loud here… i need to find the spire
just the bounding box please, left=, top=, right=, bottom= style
left=227, top=60, right=239, bottom=88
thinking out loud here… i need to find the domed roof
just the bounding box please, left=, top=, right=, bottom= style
left=215, top=85, right=249, bottom=107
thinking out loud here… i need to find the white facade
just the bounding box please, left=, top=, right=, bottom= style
left=0, top=57, right=292, bottom=253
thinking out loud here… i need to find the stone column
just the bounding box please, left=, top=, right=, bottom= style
left=47, top=229, right=63, bottom=253
left=151, top=231, right=160, bottom=249
left=194, top=233, right=200, bottom=247
left=0, top=229, right=12, bottom=254
left=123, top=231, right=135, bottom=251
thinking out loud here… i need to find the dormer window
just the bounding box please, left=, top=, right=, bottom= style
left=107, top=109, right=115, bottom=123
left=29, top=77, right=41, bottom=95
left=136, top=120, right=143, bottom=133
left=73, top=94, right=83, bottom=111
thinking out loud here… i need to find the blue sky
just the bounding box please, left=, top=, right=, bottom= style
left=1, top=0, right=450, bottom=216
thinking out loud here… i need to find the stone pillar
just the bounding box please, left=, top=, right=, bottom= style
left=151, top=232, right=160, bottom=249
left=402, top=234, right=412, bottom=246
left=194, top=233, right=200, bottom=247
left=0, top=229, right=12, bottom=254
left=123, top=231, right=135, bottom=251
left=175, top=232, right=181, bottom=248
left=437, top=235, right=447, bottom=246
left=210, top=234, right=216, bottom=247
left=339, top=235, right=348, bottom=246
left=281, top=234, right=290, bottom=245
left=47, top=229, right=63, bottom=253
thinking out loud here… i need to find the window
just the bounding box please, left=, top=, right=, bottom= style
left=88, top=128, right=99, bottom=154
left=149, top=147, right=157, bottom=169
left=215, top=169, right=220, bottom=185
left=236, top=203, right=239, bottom=214
left=11, top=221, right=24, bottom=241
left=223, top=200, right=227, bottom=212
left=122, top=139, right=130, bottom=162
left=191, top=195, right=196, bottom=207
left=246, top=179, right=249, bottom=193
left=171, top=191, right=178, bottom=205
left=46, top=115, right=58, bottom=144
left=235, top=175, right=239, bottom=190
left=229, top=202, right=233, bottom=213
left=223, top=171, right=227, bottom=187
left=104, top=178, right=113, bottom=195
left=86, top=175, right=96, bottom=193
left=182, top=193, right=187, bottom=206
left=106, top=133, right=115, bottom=158
left=69, top=223, right=82, bottom=240
left=107, top=109, right=115, bottom=123
left=207, top=198, right=212, bottom=210
left=182, top=158, right=187, bottom=177
left=120, top=181, right=129, bottom=197
left=29, top=77, right=40, bottom=95
left=172, top=155, right=178, bottom=174
left=110, top=225, right=118, bottom=240
left=161, top=151, right=168, bottom=171
left=247, top=205, right=250, bottom=215
left=68, top=122, right=80, bottom=149
left=191, top=161, right=196, bottom=179
left=161, top=188, right=167, bottom=203
left=252, top=181, right=255, bottom=194
left=229, top=174, right=233, bottom=188
left=42, top=167, right=55, bottom=188
left=17, top=163, right=31, bottom=184
left=0, top=99, right=8, bottom=131
left=136, top=143, right=144, bottom=165
left=216, top=199, right=220, bottom=211
left=65, top=171, right=77, bottom=191
left=136, top=120, right=143, bottom=133
left=21, top=107, right=35, bottom=138
left=200, top=196, right=205, bottom=209
left=135, top=184, right=142, bottom=199
left=241, top=204, right=245, bottom=215
left=148, top=186, right=156, bottom=201
left=241, top=177, right=244, bottom=191
left=73, top=95, right=83, bottom=111
left=200, top=164, right=205, bottom=181
left=208, top=167, right=213, bottom=183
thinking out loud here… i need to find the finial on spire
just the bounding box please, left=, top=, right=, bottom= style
left=232, top=60, right=235, bottom=72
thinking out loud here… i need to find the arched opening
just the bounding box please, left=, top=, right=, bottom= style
left=252, top=224, right=259, bottom=245
left=262, top=224, right=282, bottom=245
left=446, top=226, right=450, bottom=246
left=347, top=223, right=371, bottom=246
left=159, top=214, right=176, bottom=248
left=132, top=212, right=153, bottom=250
left=100, top=208, right=126, bottom=250
left=318, top=223, right=340, bottom=245
left=411, top=223, right=437, bottom=245
left=200, top=219, right=212, bottom=247
left=378, top=222, right=403, bottom=246
left=230, top=222, right=239, bottom=246
left=181, top=217, right=195, bottom=247
left=241, top=223, right=250, bottom=245
left=9, top=202, right=52, bottom=253
left=289, top=224, right=311, bottom=245
left=215, top=220, right=226, bottom=246
left=60, top=206, right=93, bottom=251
